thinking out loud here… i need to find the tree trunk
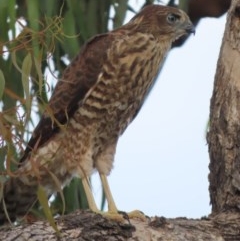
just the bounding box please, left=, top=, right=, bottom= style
left=208, top=0, right=240, bottom=214
left=2, top=0, right=240, bottom=240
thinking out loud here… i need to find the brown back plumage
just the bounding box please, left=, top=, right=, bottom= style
left=0, top=5, right=194, bottom=224
left=20, top=34, right=115, bottom=163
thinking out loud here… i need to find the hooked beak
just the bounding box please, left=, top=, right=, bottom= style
left=185, top=23, right=195, bottom=35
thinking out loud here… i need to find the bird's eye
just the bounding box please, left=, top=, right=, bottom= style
left=167, top=13, right=179, bottom=24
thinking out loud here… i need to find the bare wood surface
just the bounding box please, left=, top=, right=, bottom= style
left=0, top=210, right=232, bottom=241
left=208, top=0, right=240, bottom=214
left=1, top=210, right=240, bottom=241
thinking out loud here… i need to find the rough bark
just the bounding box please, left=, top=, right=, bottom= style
left=1, top=210, right=240, bottom=241
left=208, top=0, right=240, bottom=214
left=2, top=0, right=240, bottom=240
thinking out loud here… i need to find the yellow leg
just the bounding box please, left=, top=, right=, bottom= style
left=99, top=174, right=118, bottom=213
left=81, top=173, right=146, bottom=222
left=99, top=174, right=146, bottom=221
left=81, top=177, right=99, bottom=212
left=81, top=175, right=124, bottom=221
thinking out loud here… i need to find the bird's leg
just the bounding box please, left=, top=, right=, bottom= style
left=82, top=174, right=146, bottom=222
left=99, top=174, right=146, bottom=221
left=99, top=174, right=118, bottom=213
left=81, top=175, right=125, bottom=221
left=81, top=177, right=99, bottom=212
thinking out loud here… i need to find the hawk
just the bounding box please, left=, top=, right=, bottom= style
left=0, top=5, right=194, bottom=223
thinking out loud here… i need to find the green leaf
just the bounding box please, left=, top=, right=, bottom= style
left=0, top=0, right=9, bottom=42
left=26, top=0, right=39, bottom=31
left=62, top=10, right=79, bottom=58
left=7, top=0, right=16, bottom=39
left=3, top=113, right=19, bottom=126
left=48, top=170, right=66, bottom=216
left=113, top=0, right=128, bottom=29
left=53, top=178, right=89, bottom=214
left=179, top=0, right=190, bottom=12
left=11, top=51, right=22, bottom=73
left=21, top=53, right=32, bottom=112
left=42, top=0, right=58, bottom=17
left=0, top=69, right=5, bottom=100
left=33, top=56, right=43, bottom=95
left=37, top=186, right=60, bottom=234
left=0, top=145, right=7, bottom=172
left=26, top=0, right=40, bottom=57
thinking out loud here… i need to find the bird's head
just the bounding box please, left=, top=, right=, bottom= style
left=129, top=5, right=195, bottom=41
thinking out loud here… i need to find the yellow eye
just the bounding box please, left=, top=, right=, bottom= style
left=167, top=13, right=179, bottom=24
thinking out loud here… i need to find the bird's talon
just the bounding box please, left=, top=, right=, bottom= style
left=92, top=210, right=147, bottom=223
left=117, top=210, right=129, bottom=219
left=127, top=210, right=147, bottom=221
left=94, top=211, right=126, bottom=222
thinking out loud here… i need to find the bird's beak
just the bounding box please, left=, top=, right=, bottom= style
left=185, top=23, right=195, bottom=35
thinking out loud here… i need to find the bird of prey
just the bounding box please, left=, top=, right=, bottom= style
left=0, top=4, right=194, bottom=224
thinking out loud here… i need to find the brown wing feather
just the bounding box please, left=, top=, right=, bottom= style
left=20, top=33, right=116, bottom=163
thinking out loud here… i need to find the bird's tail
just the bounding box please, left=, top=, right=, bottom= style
left=0, top=176, right=38, bottom=224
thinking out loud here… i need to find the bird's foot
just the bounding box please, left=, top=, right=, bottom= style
left=127, top=210, right=147, bottom=221
left=94, top=210, right=126, bottom=222
left=94, top=209, right=147, bottom=223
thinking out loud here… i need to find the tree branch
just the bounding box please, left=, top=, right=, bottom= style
left=208, top=0, right=240, bottom=214
left=1, top=210, right=240, bottom=241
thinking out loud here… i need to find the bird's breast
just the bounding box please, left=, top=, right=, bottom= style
left=74, top=35, right=170, bottom=133
left=65, top=34, right=171, bottom=162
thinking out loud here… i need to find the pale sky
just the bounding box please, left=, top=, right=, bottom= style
left=92, top=1, right=227, bottom=218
